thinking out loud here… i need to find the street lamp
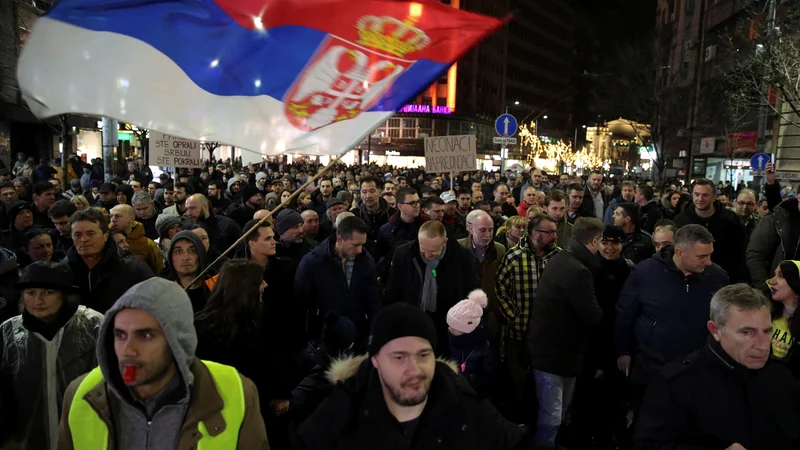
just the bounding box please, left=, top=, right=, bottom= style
left=506, top=100, right=521, bottom=113
left=574, top=125, right=587, bottom=150
left=536, top=115, right=548, bottom=137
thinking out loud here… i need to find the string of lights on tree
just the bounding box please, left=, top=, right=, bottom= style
left=518, top=123, right=605, bottom=169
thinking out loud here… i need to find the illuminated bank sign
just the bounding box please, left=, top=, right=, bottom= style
left=399, top=104, right=452, bottom=114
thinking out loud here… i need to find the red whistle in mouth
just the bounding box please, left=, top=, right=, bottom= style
left=123, top=365, right=136, bottom=383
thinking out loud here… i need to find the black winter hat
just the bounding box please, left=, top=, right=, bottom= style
left=7, top=200, right=33, bottom=231
left=779, top=261, right=800, bottom=297
left=321, top=311, right=357, bottom=356
left=115, top=184, right=133, bottom=204
left=275, top=209, right=303, bottom=235
left=368, top=303, right=438, bottom=356
left=17, top=261, right=79, bottom=293
left=602, top=225, right=625, bottom=243
left=242, top=184, right=262, bottom=203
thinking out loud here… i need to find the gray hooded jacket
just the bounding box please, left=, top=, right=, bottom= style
left=96, top=277, right=198, bottom=450
left=166, top=231, right=209, bottom=282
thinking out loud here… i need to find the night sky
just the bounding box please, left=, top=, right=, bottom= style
left=571, top=0, right=657, bottom=41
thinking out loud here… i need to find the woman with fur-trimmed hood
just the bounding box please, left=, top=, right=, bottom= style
left=295, top=303, right=535, bottom=450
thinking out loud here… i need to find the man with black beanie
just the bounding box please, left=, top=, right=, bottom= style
left=225, top=183, right=263, bottom=228
left=276, top=208, right=314, bottom=264
left=296, top=303, right=535, bottom=450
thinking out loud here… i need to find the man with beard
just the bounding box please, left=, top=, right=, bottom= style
left=161, top=182, right=193, bottom=216
left=206, top=179, right=231, bottom=216
left=184, top=194, right=242, bottom=254
left=225, top=184, right=264, bottom=228
left=311, top=178, right=335, bottom=217
left=225, top=177, right=242, bottom=203
left=579, top=170, right=607, bottom=220
left=296, top=303, right=533, bottom=450
left=275, top=208, right=315, bottom=264
left=496, top=215, right=561, bottom=411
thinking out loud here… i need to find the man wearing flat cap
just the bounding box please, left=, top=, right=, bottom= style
left=296, top=302, right=536, bottom=450
left=317, top=197, right=348, bottom=242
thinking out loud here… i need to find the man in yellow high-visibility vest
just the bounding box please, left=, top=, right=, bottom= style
left=57, top=277, right=269, bottom=450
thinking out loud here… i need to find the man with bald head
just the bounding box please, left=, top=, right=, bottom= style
left=110, top=204, right=163, bottom=272
left=458, top=210, right=506, bottom=340
left=301, top=209, right=320, bottom=244
left=386, top=220, right=480, bottom=349
left=184, top=194, right=242, bottom=252
left=253, top=209, right=271, bottom=221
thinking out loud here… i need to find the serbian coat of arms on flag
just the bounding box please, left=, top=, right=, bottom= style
left=17, top=0, right=504, bottom=155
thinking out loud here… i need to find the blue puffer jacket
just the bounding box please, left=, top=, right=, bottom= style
left=615, top=246, right=729, bottom=375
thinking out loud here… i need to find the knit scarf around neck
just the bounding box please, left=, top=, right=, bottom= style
left=416, top=245, right=446, bottom=313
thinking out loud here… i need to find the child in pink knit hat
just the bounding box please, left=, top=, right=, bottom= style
left=446, top=289, right=498, bottom=396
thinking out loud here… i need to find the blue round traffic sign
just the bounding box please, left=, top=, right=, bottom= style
left=750, top=153, right=769, bottom=171
left=495, top=114, right=518, bottom=137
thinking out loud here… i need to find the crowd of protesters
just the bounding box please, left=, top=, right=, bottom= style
left=0, top=149, right=797, bottom=449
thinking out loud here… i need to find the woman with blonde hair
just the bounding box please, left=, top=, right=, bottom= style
left=495, top=215, right=529, bottom=250
left=526, top=204, right=542, bottom=219
left=70, top=195, right=90, bottom=211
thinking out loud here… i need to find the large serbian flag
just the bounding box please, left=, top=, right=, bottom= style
left=17, top=0, right=502, bottom=155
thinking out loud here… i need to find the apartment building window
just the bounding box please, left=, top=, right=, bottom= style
left=388, top=128, right=400, bottom=138
left=388, top=118, right=401, bottom=128
left=402, top=129, right=416, bottom=138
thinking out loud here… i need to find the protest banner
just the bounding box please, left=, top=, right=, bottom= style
left=149, top=130, right=203, bottom=168
left=423, top=134, right=477, bottom=174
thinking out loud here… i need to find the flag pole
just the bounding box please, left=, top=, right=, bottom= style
left=186, top=153, right=345, bottom=289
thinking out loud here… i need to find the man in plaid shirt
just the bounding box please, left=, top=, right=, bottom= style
left=495, top=215, right=560, bottom=400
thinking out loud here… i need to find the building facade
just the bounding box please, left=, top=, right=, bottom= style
left=653, top=0, right=791, bottom=185
left=359, top=0, right=576, bottom=168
